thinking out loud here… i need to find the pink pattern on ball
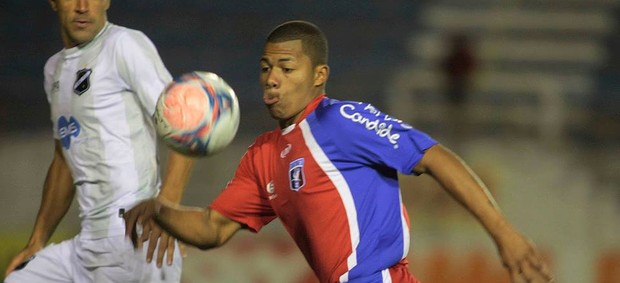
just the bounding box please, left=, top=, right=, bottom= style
left=163, top=83, right=209, bottom=130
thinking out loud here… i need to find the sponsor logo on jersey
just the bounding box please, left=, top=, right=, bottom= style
left=340, top=103, right=412, bottom=149
left=266, top=181, right=275, bottom=194
left=266, top=181, right=277, bottom=200
left=289, top=158, right=306, bottom=191
left=74, top=68, right=92, bottom=95
left=280, top=143, right=292, bottom=158
left=58, top=116, right=81, bottom=149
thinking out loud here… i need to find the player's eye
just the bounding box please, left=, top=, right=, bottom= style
left=260, top=66, right=270, bottom=73
left=282, top=68, right=293, bottom=73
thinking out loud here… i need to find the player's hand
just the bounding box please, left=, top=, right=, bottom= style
left=123, top=199, right=183, bottom=267
left=4, top=245, right=42, bottom=277
left=495, top=229, right=554, bottom=283
left=143, top=219, right=179, bottom=267
left=123, top=199, right=158, bottom=248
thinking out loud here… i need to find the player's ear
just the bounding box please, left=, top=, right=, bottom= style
left=314, top=64, right=329, bottom=87
left=49, top=0, right=57, bottom=11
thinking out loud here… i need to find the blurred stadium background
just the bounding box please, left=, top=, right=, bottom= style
left=1, top=0, right=619, bottom=282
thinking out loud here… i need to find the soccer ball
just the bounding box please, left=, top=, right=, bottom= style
left=154, top=71, right=240, bottom=156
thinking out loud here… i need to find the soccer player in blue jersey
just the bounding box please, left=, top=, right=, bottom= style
left=124, top=20, right=553, bottom=283
left=4, top=1, right=194, bottom=282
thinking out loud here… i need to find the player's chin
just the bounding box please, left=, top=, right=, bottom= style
left=266, top=106, right=283, bottom=119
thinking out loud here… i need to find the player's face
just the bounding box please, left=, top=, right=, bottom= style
left=50, top=0, right=110, bottom=48
left=260, top=40, right=327, bottom=128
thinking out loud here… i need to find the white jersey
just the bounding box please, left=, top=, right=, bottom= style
left=43, top=22, right=172, bottom=239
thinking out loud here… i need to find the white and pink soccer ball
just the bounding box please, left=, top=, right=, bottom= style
left=154, top=71, right=240, bottom=156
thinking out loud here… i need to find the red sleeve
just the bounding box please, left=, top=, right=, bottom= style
left=209, top=139, right=277, bottom=233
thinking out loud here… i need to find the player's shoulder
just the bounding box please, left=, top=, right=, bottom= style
left=44, top=51, right=63, bottom=71
left=103, top=23, right=151, bottom=45
left=314, top=97, right=415, bottom=141
left=314, top=97, right=383, bottom=126
left=248, top=130, right=280, bottom=151
left=98, top=23, right=160, bottom=63
left=240, top=130, right=279, bottom=162
left=105, top=23, right=143, bottom=37
left=316, top=97, right=374, bottom=116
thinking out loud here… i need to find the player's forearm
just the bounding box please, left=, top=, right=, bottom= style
left=157, top=150, right=194, bottom=204
left=154, top=204, right=227, bottom=250
left=443, top=171, right=510, bottom=239
left=423, top=145, right=509, bottom=237
left=27, top=145, right=75, bottom=247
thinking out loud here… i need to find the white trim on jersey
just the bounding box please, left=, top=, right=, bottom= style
left=299, top=119, right=360, bottom=282
left=399, top=192, right=410, bottom=259
left=382, top=268, right=393, bottom=283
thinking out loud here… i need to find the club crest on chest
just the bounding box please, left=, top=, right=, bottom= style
left=289, top=158, right=306, bottom=191
left=74, top=68, right=92, bottom=96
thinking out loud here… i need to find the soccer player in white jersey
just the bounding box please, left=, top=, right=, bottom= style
left=4, top=1, right=194, bottom=282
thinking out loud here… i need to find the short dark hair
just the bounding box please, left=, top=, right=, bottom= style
left=266, top=20, right=328, bottom=67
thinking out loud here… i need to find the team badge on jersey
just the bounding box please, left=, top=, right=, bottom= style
left=74, top=68, right=92, bottom=95
left=289, top=158, right=306, bottom=191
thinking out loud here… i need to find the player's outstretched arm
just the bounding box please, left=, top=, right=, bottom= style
left=413, top=144, right=553, bottom=283
left=124, top=198, right=243, bottom=251
left=4, top=140, right=75, bottom=277
left=140, top=150, right=195, bottom=267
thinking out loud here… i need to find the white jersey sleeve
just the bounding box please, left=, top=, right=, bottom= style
left=44, top=53, right=62, bottom=139
left=115, top=30, right=172, bottom=116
